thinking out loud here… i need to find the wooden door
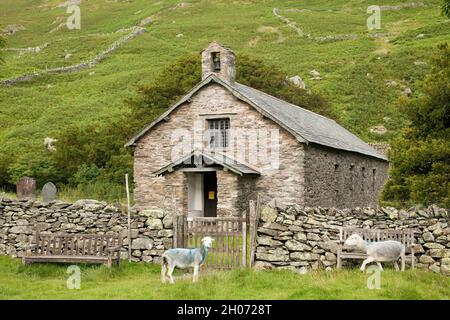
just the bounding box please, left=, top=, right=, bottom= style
left=203, top=172, right=217, bottom=217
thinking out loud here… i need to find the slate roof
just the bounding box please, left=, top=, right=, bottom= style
left=153, top=149, right=261, bottom=176
left=125, top=75, right=387, bottom=161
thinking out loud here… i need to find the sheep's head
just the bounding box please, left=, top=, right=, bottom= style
left=201, top=236, right=214, bottom=249
left=344, top=233, right=364, bottom=248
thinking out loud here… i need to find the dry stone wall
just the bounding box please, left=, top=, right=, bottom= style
left=0, top=198, right=173, bottom=263
left=255, top=204, right=450, bottom=276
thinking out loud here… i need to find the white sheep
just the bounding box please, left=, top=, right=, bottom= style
left=161, top=236, right=214, bottom=284
left=344, top=233, right=405, bottom=271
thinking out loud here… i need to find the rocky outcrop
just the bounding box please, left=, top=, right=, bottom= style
left=255, top=204, right=450, bottom=276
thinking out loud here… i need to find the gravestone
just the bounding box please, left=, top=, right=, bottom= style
left=42, top=182, right=57, bottom=203
left=16, top=177, right=36, bottom=200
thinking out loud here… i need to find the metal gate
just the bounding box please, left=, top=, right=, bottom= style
left=174, top=215, right=247, bottom=270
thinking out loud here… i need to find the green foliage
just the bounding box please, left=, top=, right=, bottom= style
left=0, top=150, right=12, bottom=188
left=71, top=164, right=101, bottom=185
left=0, top=36, right=5, bottom=64
left=382, top=44, right=450, bottom=207
left=129, top=53, right=202, bottom=128
left=236, top=54, right=333, bottom=118
left=443, top=0, right=450, bottom=18
left=52, top=116, right=135, bottom=185
left=58, top=182, right=129, bottom=204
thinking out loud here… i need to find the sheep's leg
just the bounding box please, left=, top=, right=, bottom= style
left=360, top=257, right=374, bottom=271
left=394, top=261, right=399, bottom=271
left=376, top=262, right=383, bottom=271
left=161, top=262, right=167, bottom=283
left=193, top=265, right=199, bottom=283
left=168, top=265, right=176, bottom=284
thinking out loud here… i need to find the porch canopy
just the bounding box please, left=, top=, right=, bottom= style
left=153, top=149, right=260, bottom=176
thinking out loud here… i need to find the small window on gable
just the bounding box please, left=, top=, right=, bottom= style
left=212, top=52, right=221, bottom=71
left=208, top=118, right=229, bottom=148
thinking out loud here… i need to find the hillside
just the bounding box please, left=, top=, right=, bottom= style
left=0, top=0, right=448, bottom=189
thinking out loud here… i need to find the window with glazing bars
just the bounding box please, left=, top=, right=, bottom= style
left=208, top=118, right=229, bottom=148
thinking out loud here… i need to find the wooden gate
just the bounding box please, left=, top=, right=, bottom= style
left=174, top=214, right=247, bottom=270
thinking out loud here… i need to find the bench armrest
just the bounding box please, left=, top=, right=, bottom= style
left=105, top=246, right=121, bottom=252
left=24, top=244, right=37, bottom=257
left=25, top=244, right=37, bottom=250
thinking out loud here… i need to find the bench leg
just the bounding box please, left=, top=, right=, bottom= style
left=411, top=248, right=415, bottom=270
left=107, top=257, right=112, bottom=269
left=336, top=249, right=342, bottom=269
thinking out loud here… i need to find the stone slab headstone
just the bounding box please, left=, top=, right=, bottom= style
left=42, top=182, right=57, bottom=203
left=16, top=177, right=36, bottom=200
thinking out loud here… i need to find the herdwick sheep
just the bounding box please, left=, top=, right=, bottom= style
left=344, top=233, right=406, bottom=271
left=161, top=236, right=214, bottom=284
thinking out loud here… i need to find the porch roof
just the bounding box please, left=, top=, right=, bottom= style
left=153, top=149, right=261, bottom=176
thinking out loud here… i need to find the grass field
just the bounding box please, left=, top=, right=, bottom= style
left=0, top=0, right=448, bottom=187
left=0, top=256, right=449, bottom=300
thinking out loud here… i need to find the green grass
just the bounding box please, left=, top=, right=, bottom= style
left=0, top=0, right=448, bottom=182
left=0, top=256, right=448, bottom=300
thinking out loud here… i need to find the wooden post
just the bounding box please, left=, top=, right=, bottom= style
left=173, top=215, right=178, bottom=249
left=248, top=200, right=256, bottom=268
left=183, top=215, right=188, bottom=248
left=242, top=211, right=247, bottom=267
left=172, top=195, right=177, bottom=248
left=125, top=173, right=131, bottom=262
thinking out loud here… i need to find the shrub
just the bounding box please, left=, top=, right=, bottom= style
left=382, top=44, right=450, bottom=207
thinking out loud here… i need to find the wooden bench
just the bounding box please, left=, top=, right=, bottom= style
left=23, top=232, right=122, bottom=268
left=336, top=227, right=416, bottom=270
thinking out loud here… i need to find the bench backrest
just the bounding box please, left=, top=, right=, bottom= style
left=339, top=227, right=415, bottom=248
left=34, top=232, right=122, bottom=257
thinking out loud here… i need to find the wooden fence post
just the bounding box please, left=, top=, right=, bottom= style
left=173, top=214, right=178, bottom=249
left=183, top=215, right=188, bottom=248
left=248, top=200, right=256, bottom=268
left=125, top=173, right=131, bottom=262
left=242, top=211, right=247, bottom=267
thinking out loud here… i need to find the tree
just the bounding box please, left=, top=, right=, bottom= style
left=443, top=0, right=450, bottom=18
left=382, top=43, right=450, bottom=207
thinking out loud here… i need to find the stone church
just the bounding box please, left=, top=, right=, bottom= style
left=126, top=42, right=388, bottom=217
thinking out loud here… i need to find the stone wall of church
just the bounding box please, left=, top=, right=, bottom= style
left=303, top=144, right=389, bottom=208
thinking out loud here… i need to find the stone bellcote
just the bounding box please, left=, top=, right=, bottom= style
left=201, top=42, right=236, bottom=83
